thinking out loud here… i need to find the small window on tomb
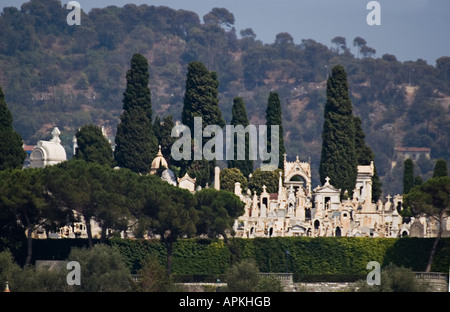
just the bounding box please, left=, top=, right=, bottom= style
left=314, top=220, right=320, bottom=229
left=325, top=197, right=331, bottom=209
left=305, top=208, right=311, bottom=221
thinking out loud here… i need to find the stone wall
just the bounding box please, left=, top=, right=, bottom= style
left=179, top=278, right=449, bottom=292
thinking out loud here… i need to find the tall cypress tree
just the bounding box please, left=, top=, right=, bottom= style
left=319, top=65, right=357, bottom=197
left=265, top=92, right=286, bottom=170
left=228, top=97, right=254, bottom=178
left=75, top=124, right=114, bottom=166
left=403, top=158, right=415, bottom=194
left=159, top=115, right=176, bottom=162
left=182, top=61, right=225, bottom=132
left=114, top=54, right=158, bottom=173
left=433, top=159, right=448, bottom=178
left=0, top=86, right=25, bottom=170
left=354, top=116, right=382, bottom=202
left=180, top=61, right=225, bottom=187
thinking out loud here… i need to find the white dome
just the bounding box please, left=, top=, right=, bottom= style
left=30, top=127, right=67, bottom=168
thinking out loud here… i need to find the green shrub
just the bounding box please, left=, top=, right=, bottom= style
left=14, top=237, right=450, bottom=278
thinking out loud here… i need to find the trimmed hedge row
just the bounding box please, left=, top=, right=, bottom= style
left=27, top=237, right=450, bottom=275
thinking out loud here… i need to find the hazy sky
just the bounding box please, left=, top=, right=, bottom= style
left=1, top=0, right=449, bottom=64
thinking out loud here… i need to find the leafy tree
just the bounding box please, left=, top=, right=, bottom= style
left=355, top=263, right=427, bottom=292
left=146, top=183, right=198, bottom=275
left=0, top=250, right=68, bottom=292
left=114, top=53, right=158, bottom=174
left=248, top=168, right=282, bottom=195
left=256, top=274, right=284, bottom=292
left=433, top=159, right=448, bottom=177
left=195, top=188, right=245, bottom=245
left=227, top=97, right=254, bottom=178
left=354, top=116, right=382, bottom=201
left=404, top=176, right=450, bottom=272
left=68, top=244, right=132, bottom=292
left=159, top=115, right=176, bottom=162
left=319, top=65, right=357, bottom=197
left=135, top=254, right=177, bottom=292
left=331, top=36, right=347, bottom=54
left=274, top=32, right=294, bottom=45
left=93, top=167, right=132, bottom=242
left=360, top=45, right=376, bottom=58
left=265, top=92, right=286, bottom=170
left=45, top=160, right=129, bottom=248
left=0, top=86, right=26, bottom=170
left=0, top=168, right=63, bottom=266
left=0, top=197, right=26, bottom=259
left=74, top=124, right=113, bottom=166
left=226, top=259, right=260, bottom=292
left=181, top=61, right=225, bottom=186
left=371, top=167, right=382, bottom=202
left=403, top=159, right=415, bottom=194
left=220, top=167, right=248, bottom=193
left=181, top=61, right=225, bottom=133
left=152, top=115, right=161, bottom=143
left=353, top=36, right=367, bottom=58
left=203, top=8, right=235, bottom=30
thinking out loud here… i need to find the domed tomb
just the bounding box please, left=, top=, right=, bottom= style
left=30, top=127, right=67, bottom=168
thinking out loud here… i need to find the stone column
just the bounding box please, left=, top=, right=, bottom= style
left=214, top=166, right=220, bottom=190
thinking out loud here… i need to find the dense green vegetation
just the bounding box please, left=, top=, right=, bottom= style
left=11, top=236, right=450, bottom=276
left=227, top=97, right=253, bottom=178
left=0, top=86, right=26, bottom=170
left=0, top=0, right=448, bottom=293
left=0, top=159, right=244, bottom=272
left=319, top=65, right=357, bottom=197
left=114, top=53, right=158, bottom=173
left=0, top=0, right=448, bottom=193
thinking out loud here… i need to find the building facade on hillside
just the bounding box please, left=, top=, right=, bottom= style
left=391, top=146, right=431, bottom=169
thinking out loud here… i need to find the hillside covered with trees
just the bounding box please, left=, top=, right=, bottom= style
left=0, top=0, right=449, bottom=194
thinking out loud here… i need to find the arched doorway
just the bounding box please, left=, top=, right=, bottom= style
left=335, top=227, right=342, bottom=237
left=314, top=220, right=320, bottom=230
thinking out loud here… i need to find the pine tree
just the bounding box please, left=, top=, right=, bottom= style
left=228, top=97, right=254, bottom=178
left=354, top=116, right=382, bottom=201
left=265, top=92, right=286, bottom=170
left=433, top=159, right=448, bottom=177
left=114, top=54, right=158, bottom=173
left=74, top=124, right=113, bottom=166
left=403, top=158, right=415, bottom=194
left=180, top=61, right=225, bottom=187
left=319, top=65, right=357, bottom=197
left=0, top=86, right=25, bottom=170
